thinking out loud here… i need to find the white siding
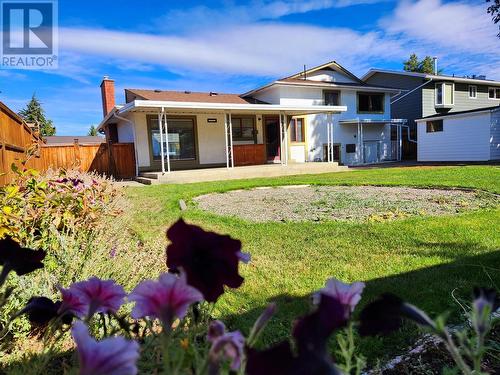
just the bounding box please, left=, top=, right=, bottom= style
left=417, top=112, right=491, bottom=161
left=117, top=121, right=134, bottom=143
left=307, top=70, right=358, bottom=84
left=491, top=108, right=500, bottom=160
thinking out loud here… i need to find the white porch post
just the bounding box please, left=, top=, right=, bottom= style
left=360, top=121, right=364, bottom=164
left=398, top=124, right=403, bottom=161
left=158, top=110, right=165, bottom=174
left=282, top=113, right=288, bottom=166
left=224, top=112, right=229, bottom=169
left=229, top=112, right=234, bottom=168
left=279, top=112, right=284, bottom=165
left=327, top=112, right=334, bottom=163
left=327, top=118, right=331, bottom=162
left=357, top=120, right=361, bottom=164
left=164, top=112, right=171, bottom=173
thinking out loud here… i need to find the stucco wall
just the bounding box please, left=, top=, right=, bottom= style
left=417, top=112, right=491, bottom=161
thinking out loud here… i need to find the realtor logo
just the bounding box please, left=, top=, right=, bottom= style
left=1, top=0, right=58, bottom=69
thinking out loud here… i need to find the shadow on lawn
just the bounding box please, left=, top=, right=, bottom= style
left=3, top=250, right=499, bottom=374
left=223, top=249, right=500, bottom=365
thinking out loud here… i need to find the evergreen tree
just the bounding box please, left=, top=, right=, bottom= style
left=88, top=125, right=98, bottom=136
left=419, top=56, right=435, bottom=74
left=403, top=53, right=420, bottom=72
left=18, top=94, right=56, bottom=136
left=487, top=0, right=500, bottom=37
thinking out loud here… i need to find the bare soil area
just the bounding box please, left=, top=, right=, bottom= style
left=194, top=185, right=498, bottom=222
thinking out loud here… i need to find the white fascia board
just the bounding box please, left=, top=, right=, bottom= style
left=362, top=69, right=500, bottom=86
left=96, top=105, right=124, bottom=131
left=118, top=100, right=347, bottom=115
left=415, top=110, right=492, bottom=122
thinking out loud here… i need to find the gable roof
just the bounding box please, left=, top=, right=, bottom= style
left=362, top=69, right=500, bottom=86
left=283, top=60, right=365, bottom=84
left=125, top=89, right=264, bottom=104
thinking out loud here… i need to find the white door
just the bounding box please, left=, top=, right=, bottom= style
left=363, top=141, right=379, bottom=163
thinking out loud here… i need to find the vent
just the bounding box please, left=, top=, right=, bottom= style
left=209, top=92, right=218, bottom=96
left=184, top=91, right=191, bottom=94
left=154, top=89, right=162, bottom=93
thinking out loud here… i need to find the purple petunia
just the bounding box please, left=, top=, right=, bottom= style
left=129, top=272, right=203, bottom=326
left=72, top=321, right=139, bottom=375
left=208, top=330, right=245, bottom=372
left=166, top=219, right=250, bottom=302
left=59, top=277, right=126, bottom=319
left=315, top=278, right=365, bottom=315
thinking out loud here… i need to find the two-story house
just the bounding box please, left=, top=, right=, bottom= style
left=362, top=69, right=500, bottom=159
left=97, top=61, right=405, bottom=180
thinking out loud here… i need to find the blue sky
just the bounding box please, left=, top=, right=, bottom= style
left=1, top=0, right=499, bottom=135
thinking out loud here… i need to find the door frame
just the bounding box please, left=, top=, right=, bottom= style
left=263, top=115, right=281, bottom=162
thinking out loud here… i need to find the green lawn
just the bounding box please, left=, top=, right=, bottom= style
left=125, top=165, right=500, bottom=364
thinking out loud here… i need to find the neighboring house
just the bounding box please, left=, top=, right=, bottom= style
left=97, top=61, right=405, bottom=176
left=44, top=136, right=105, bottom=145
left=415, top=106, right=500, bottom=162
left=362, top=68, right=500, bottom=159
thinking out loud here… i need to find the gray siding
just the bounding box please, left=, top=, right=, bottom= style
left=365, top=72, right=426, bottom=131
left=491, top=108, right=500, bottom=160
left=422, top=82, right=500, bottom=117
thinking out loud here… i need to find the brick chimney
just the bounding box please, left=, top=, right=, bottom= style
left=100, top=76, right=115, bottom=117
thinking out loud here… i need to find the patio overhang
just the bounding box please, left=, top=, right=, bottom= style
left=339, top=118, right=407, bottom=125
left=116, top=99, right=347, bottom=116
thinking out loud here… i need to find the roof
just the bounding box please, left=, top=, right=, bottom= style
left=283, top=60, right=365, bottom=84
left=44, top=136, right=105, bottom=145
left=125, top=89, right=261, bottom=104
left=362, top=69, right=500, bottom=86
left=415, top=105, right=500, bottom=122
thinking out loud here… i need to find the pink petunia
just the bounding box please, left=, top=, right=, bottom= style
left=129, top=273, right=203, bottom=326
left=209, top=330, right=245, bottom=371
left=72, top=321, right=139, bottom=375
left=58, top=285, right=87, bottom=318
left=63, top=277, right=126, bottom=318
left=315, top=278, right=365, bottom=314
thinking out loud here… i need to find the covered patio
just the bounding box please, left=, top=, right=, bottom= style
left=113, top=100, right=347, bottom=176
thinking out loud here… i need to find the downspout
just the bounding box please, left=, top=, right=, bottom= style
left=391, top=79, right=433, bottom=105
left=112, top=111, right=139, bottom=177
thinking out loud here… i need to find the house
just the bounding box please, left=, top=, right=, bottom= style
left=97, top=61, right=405, bottom=178
left=362, top=67, right=500, bottom=159
left=415, top=106, right=500, bottom=162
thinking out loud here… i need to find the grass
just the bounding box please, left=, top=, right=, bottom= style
left=123, top=165, right=500, bottom=365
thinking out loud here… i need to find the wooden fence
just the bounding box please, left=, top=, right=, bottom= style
left=0, top=101, right=136, bottom=186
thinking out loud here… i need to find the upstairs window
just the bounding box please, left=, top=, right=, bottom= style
left=290, top=118, right=305, bottom=142
left=323, top=90, right=340, bottom=106
left=489, top=87, right=500, bottom=99
left=232, top=117, right=256, bottom=142
left=357, top=93, right=384, bottom=113
left=435, top=83, right=454, bottom=105
left=426, top=119, right=443, bottom=133
left=468, top=85, right=477, bottom=99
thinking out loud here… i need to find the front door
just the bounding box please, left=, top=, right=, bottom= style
left=264, top=117, right=280, bottom=162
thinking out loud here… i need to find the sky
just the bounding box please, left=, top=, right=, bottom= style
left=1, top=0, right=499, bottom=136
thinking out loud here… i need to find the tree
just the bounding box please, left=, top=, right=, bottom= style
left=487, top=0, right=500, bottom=37
left=18, top=94, right=56, bottom=136
left=88, top=125, right=98, bottom=136
left=403, top=54, right=436, bottom=74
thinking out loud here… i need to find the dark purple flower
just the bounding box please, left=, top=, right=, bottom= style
left=72, top=321, right=139, bottom=375
left=315, top=278, right=365, bottom=314
left=247, top=295, right=345, bottom=375
left=0, top=236, right=46, bottom=284
left=21, top=296, right=73, bottom=325
left=358, top=293, right=435, bottom=337
left=472, top=287, right=498, bottom=335
left=166, top=219, right=249, bottom=302
left=248, top=303, right=277, bottom=345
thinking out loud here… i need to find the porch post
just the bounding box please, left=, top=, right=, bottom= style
left=158, top=110, right=165, bottom=174
left=164, top=111, right=171, bottom=173
left=224, top=112, right=229, bottom=169
left=327, top=117, right=331, bottom=162
left=328, top=112, right=334, bottom=163
left=279, top=112, right=284, bottom=165
left=357, top=120, right=361, bottom=164
left=360, top=121, right=364, bottom=164
left=283, top=113, right=288, bottom=166
left=229, top=112, right=234, bottom=168
left=398, top=124, right=403, bottom=161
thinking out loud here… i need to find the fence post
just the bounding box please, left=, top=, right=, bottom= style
left=73, top=139, right=81, bottom=171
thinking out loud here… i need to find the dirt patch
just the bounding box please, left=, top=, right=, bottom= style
left=194, top=185, right=498, bottom=223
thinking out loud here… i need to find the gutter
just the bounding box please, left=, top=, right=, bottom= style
left=112, top=112, right=139, bottom=177
left=391, top=79, right=433, bottom=105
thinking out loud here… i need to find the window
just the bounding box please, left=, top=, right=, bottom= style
left=435, top=83, right=454, bottom=105
left=290, top=118, right=305, bottom=142
left=357, top=93, right=384, bottom=113
left=489, top=87, right=500, bottom=99
left=469, top=85, right=477, bottom=99
left=346, top=144, right=356, bottom=153
left=426, top=120, right=443, bottom=133
left=149, top=116, right=196, bottom=161
left=323, top=90, right=340, bottom=106
left=232, top=117, right=256, bottom=141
